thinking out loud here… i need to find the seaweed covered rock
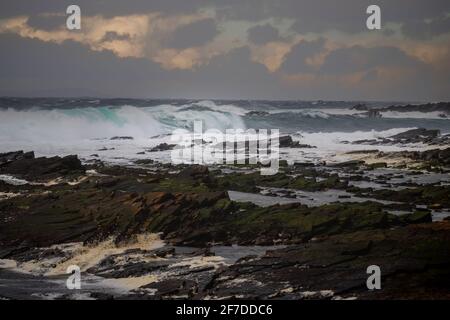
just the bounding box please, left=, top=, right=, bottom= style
left=355, top=185, right=450, bottom=209
left=203, top=222, right=450, bottom=299
left=0, top=171, right=417, bottom=251
left=218, top=171, right=347, bottom=192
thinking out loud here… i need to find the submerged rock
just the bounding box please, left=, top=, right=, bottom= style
left=351, top=103, right=368, bottom=111
left=246, top=111, right=270, bottom=117
left=134, top=159, right=154, bottom=165
left=148, top=143, right=176, bottom=152
left=381, top=102, right=450, bottom=114
left=350, top=128, right=448, bottom=148
left=110, top=136, right=134, bottom=140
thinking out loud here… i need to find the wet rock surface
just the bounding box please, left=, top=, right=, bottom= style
left=202, top=223, right=450, bottom=300
left=350, top=128, right=450, bottom=146
left=0, top=151, right=35, bottom=166
left=0, top=152, right=84, bottom=180
left=0, top=148, right=450, bottom=299
left=148, top=143, right=176, bottom=152
left=352, top=102, right=450, bottom=118
left=380, top=102, right=450, bottom=114
left=279, top=136, right=316, bottom=148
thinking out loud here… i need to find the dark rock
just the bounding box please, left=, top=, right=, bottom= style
left=0, top=150, right=35, bottom=166
left=179, top=165, right=210, bottom=179
left=405, top=211, right=432, bottom=224
left=354, top=185, right=450, bottom=209
left=366, top=162, right=387, bottom=170
left=297, top=144, right=316, bottom=148
left=346, top=150, right=379, bottom=154
left=293, top=162, right=315, bottom=167
left=90, top=292, right=115, bottom=300
left=94, top=261, right=172, bottom=278
left=148, top=247, right=175, bottom=258
left=390, top=128, right=440, bottom=141
left=352, top=139, right=381, bottom=145
left=95, top=177, right=121, bottom=188
left=0, top=154, right=84, bottom=180
left=351, top=103, right=368, bottom=111
left=149, top=143, right=176, bottom=152
left=279, top=136, right=295, bottom=148
left=110, top=136, right=134, bottom=140
left=381, top=102, right=450, bottom=114
left=140, top=279, right=198, bottom=299
left=246, top=111, right=269, bottom=116
left=203, top=223, right=450, bottom=299
left=279, top=136, right=315, bottom=148
left=135, top=159, right=154, bottom=165
left=329, top=160, right=365, bottom=168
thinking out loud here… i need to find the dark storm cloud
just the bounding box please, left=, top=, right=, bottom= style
left=179, top=47, right=282, bottom=99
left=166, top=19, right=219, bottom=49
left=0, top=31, right=448, bottom=101
left=402, top=15, right=450, bottom=40
left=2, top=0, right=450, bottom=35
left=247, top=24, right=281, bottom=45
left=319, top=45, right=427, bottom=75
left=214, top=0, right=450, bottom=34
left=0, top=0, right=208, bottom=18
left=281, top=38, right=325, bottom=74
left=0, top=33, right=280, bottom=99
left=1, top=1, right=450, bottom=100
left=0, top=33, right=168, bottom=97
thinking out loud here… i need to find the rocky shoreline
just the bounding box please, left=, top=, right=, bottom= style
left=1, top=143, right=450, bottom=300
left=352, top=102, right=450, bottom=119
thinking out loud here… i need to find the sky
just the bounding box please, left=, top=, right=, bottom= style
left=0, top=0, right=449, bottom=101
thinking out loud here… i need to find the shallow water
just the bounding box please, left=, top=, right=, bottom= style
left=0, top=243, right=283, bottom=300
left=228, top=189, right=397, bottom=207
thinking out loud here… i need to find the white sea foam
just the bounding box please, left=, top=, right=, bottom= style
left=380, top=111, right=449, bottom=120
left=0, top=106, right=166, bottom=143
left=0, top=102, right=248, bottom=163
left=266, top=108, right=331, bottom=118
left=0, top=101, right=447, bottom=167
left=1, top=233, right=165, bottom=277
left=278, top=128, right=442, bottom=164
left=0, top=174, right=29, bottom=186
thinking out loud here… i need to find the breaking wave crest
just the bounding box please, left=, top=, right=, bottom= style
left=0, top=101, right=247, bottom=143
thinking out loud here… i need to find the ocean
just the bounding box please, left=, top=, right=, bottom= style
left=1, top=98, right=449, bottom=165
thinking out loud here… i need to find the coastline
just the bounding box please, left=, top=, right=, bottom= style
left=1, top=131, right=449, bottom=299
